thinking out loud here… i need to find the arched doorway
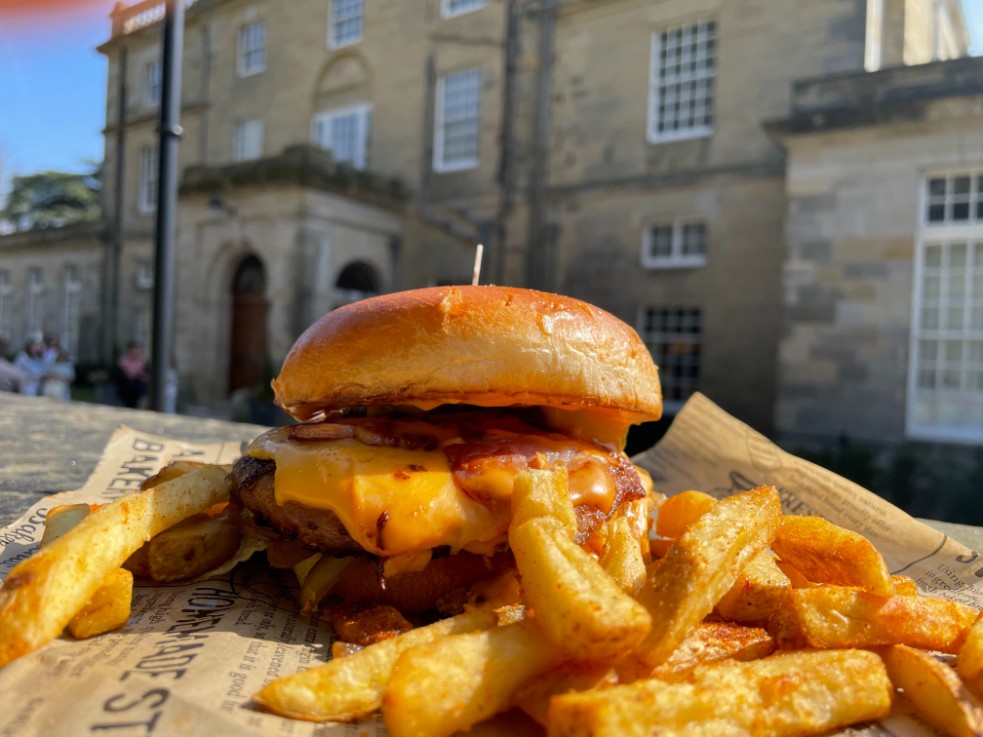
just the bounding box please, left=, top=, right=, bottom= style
left=333, top=260, right=380, bottom=308
left=228, top=254, right=269, bottom=394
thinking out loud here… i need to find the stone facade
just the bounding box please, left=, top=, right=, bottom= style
left=772, top=56, right=983, bottom=449
left=0, top=0, right=973, bottom=437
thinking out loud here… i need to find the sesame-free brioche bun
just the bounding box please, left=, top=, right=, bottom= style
left=272, top=285, right=662, bottom=424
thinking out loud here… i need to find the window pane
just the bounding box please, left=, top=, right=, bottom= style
left=928, top=178, right=947, bottom=196
left=649, top=21, right=715, bottom=140
left=928, top=204, right=946, bottom=222
left=953, top=176, right=971, bottom=195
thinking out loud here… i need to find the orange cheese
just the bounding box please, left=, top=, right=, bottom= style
left=247, top=417, right=638, bottom=557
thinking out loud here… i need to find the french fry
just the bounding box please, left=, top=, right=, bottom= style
left=882, top=644, right=983, bottom=737
left=140, top=460, right=219, bottom=490
left=0, top=464, right=231, bottom=667
left=510, top=516, right=651, bottom=659
left=382, top=619, right=560, bottom=737
left=548, top=649, right=892, bottom=737
left=509, top=466, right=577, bottom=536
left=958, top=611, right=983, bottom=700
left=655, top=490, right=715, bottom=538
left=892, top=574, right=920, bottom=596
left=635, top=486, right=782, bottom=666
left=649, top=621, right=776, bottom=678
left=773, top=586, right=977, bottom=653
left=66, top=568, right=133, bottom=639
left=514, top=662, right=617, bottom=727
left=599, top=516, right=646, bottom=595
left=40, top=504, right=91, bottom=547
left=715, top=549, right=790, bottom=623
left=254, top=610, right=496, bottom=722
left=146, top=507, right=242, bottom=582
left=772, top=515, right=894, bottom=596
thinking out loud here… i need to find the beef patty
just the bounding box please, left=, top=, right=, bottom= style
left=229, top=455, right=362, bottom=553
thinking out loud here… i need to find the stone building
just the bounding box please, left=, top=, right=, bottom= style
left=0, top=0, right=975, bottom=451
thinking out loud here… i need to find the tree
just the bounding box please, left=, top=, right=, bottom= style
left=1, top=165, right=101, bottom=230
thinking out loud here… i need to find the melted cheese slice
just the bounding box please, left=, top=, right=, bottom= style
left=248, top=420, right=634, bottom=557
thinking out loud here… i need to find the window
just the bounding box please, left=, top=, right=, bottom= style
left=233, top=119, right=264, bottom=162
left=639, top=307, right=702, bottom=412
left=909, top=171, right=983, bottom=442
left=648, top=20, right=716, bottom=143
left=26, top=268, right=44, bottom=336
left=329, top=0, right=363, bottom=48
left=0, top=270, right=10, bottom=340
left=313, top=104, right=371, bottom=169
left=434, top=68, right=481, bottom=173
left=641, top=222, right=707, bottom=268
left=924, top=173, right=983, bottom=225
left=442, top=0, right=486, bottom=17
left=238, top=21, right=267, bottom=77
left=138, top=145, right=157, bottom=214
left=61, top=265, right=81, bottom=358
left=144, top=60, right=161, bottom=106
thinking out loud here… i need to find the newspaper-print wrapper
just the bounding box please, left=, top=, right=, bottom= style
left=0, top=394, right=980, bottom=736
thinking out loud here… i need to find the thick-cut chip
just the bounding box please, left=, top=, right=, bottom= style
left=514, top=662, right=617, bottom=727
left=510, top=467, right=577, bottom=536
left=649, top=621, right=776, bottom=678
left=146, top=507, right=242, bottom=582
left=599, top=516, right=646, bottom=595
left=382, top=619, right=560, bottom=737
left=892, top=574, right=920, bottom=596
left=548, top=649, right=892, bottom=737
left=715, top=549, right=790, bottom=623
left=140, top=460, right=219, bottom=490
left=655, top=490, right=716, bottom=538
left=510, top=516, right=651, bottom=659
left=958, top=610, right=983, bottom=700
left=0, top=465, right=231, bottom=667
left=882, top=644, right=983, bottom=737
left=40, top=504, right=91, bottom=547
left=635, top=486, right=782, bottom=666
left=772, top=515, right=894, bottom=596
left=773, top=586, right=977, bottom=653
left=254, top=610, right=496, bottom=722
left=66, top=568, right=133, bottom=639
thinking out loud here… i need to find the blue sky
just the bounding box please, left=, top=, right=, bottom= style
left=0, top=0, right=981, bottom=199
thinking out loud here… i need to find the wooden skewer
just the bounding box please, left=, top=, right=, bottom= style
left=472, top=243, right=484, bottom=286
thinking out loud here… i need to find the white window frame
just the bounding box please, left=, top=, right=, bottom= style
left=641, top=221, right=708, bottom=269
left=61, top=264, right=81, bottom=358
left=328, top=0, right=363, bottom=48
left=238, top=21, right=267, bottom=77
left=0, top=270, right=11, bottom=340
left=864, top=0, right=884, bottom=72
left=312, top=103, right=372, bottom=170
left=26, top=267, right=44, bottom=336
left=441, top=0, right=486, bottom=18
left=144, top=59, right=161, bottom=107
left=637, top=306, right=703, bottom=414
left=647, top=20, right=716, bottom=144
left=138, top=145, right=157, bottom=214
left=433, top=67, right=482, bottom=173
left=233, top=119, right=265, bottom=162
left=907, top=168, right=983, bottom=443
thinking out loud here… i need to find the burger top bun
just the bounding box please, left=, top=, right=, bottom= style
left=272, top=285, right=662, bottom=424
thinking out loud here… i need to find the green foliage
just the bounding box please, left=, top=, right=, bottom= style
left=1, top=166, right=101, bottom=230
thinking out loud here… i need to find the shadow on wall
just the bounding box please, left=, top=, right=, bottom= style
left=795, top=437, right=983, bottom=526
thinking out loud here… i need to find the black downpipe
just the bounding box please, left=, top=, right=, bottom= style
left=150, top=0, right=184, bottom=412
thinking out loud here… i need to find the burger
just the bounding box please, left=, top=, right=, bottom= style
left=229, top=285, right=662, bottom=616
